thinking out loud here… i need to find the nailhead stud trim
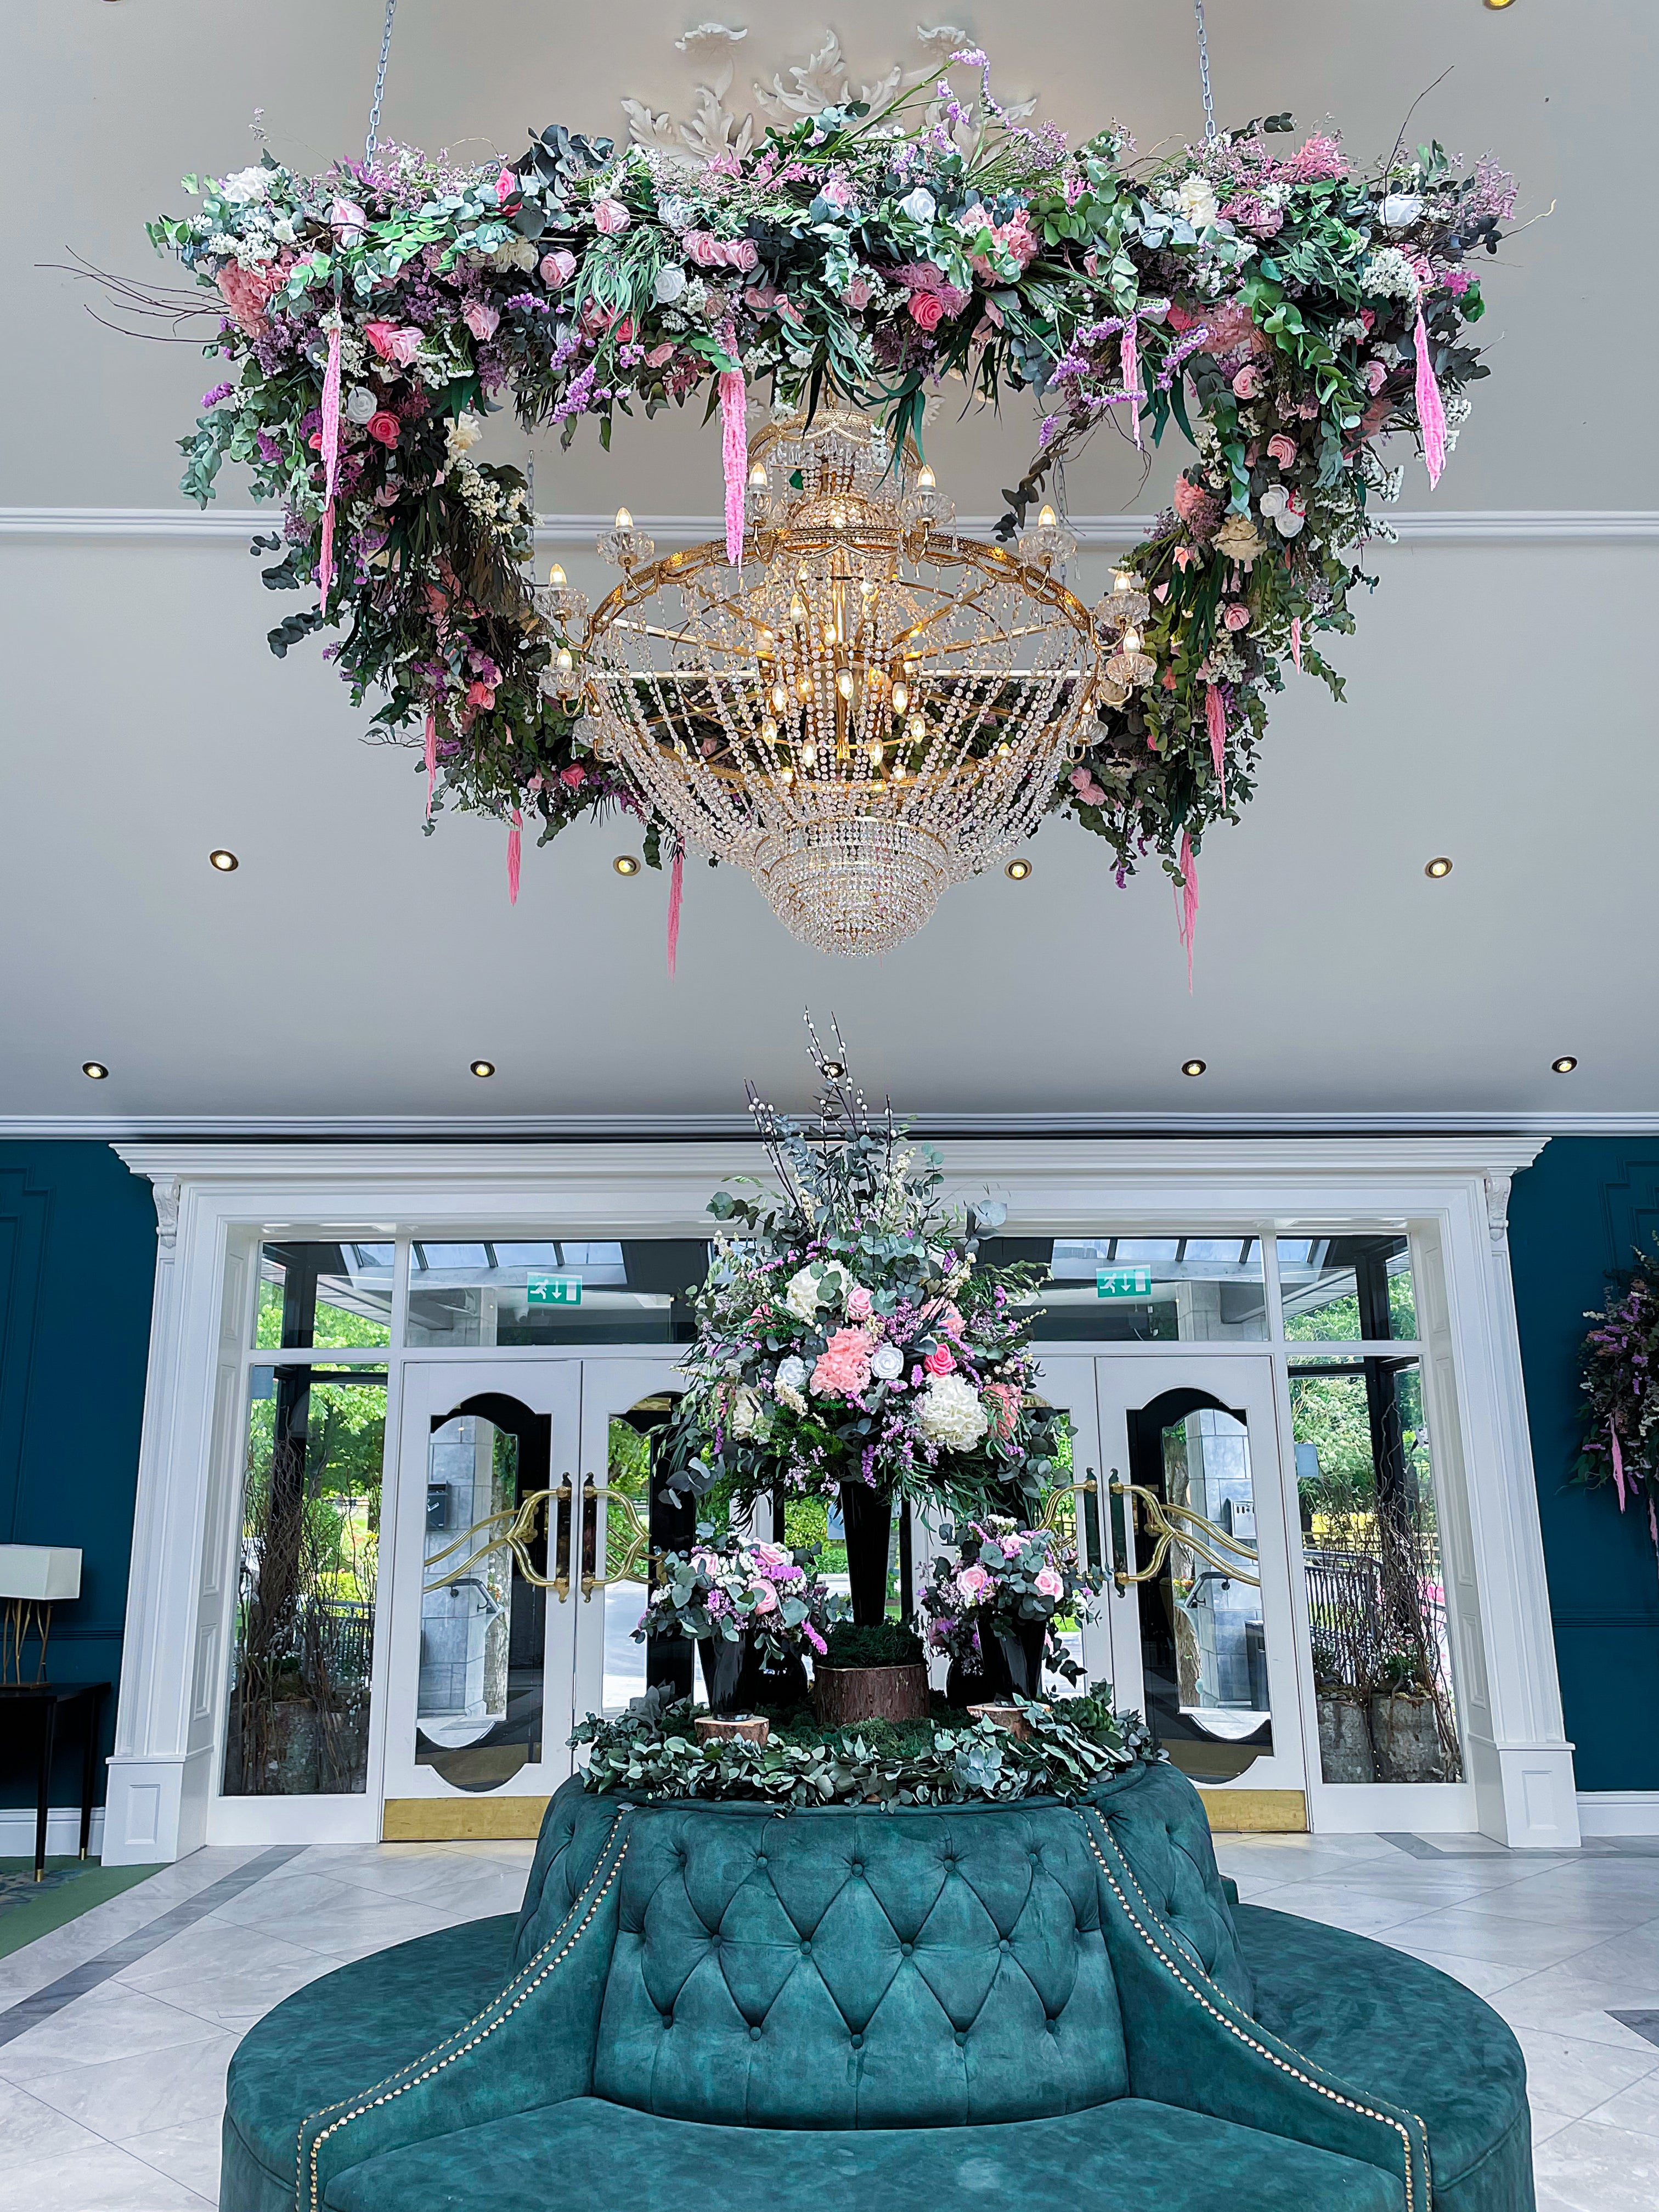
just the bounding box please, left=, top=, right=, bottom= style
left=297, top=1813, right=630, bottom=2212
left=1076, top=1809, right=1429, bottom=2212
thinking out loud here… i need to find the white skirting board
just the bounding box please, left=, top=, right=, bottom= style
left=1578, top=1791, right=1659, bottom=1837
left=0, top=1806, right=106, bottom=1857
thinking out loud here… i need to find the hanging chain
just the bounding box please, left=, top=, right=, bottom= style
left=1192, top=1, right=1218, bottom=144
left=364, top=0, right=399, bottom=168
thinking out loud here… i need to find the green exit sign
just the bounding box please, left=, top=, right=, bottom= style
left=1096, top=1266, right=1154, bottom=1300
left=527, top=1274, right=583, bottom=1306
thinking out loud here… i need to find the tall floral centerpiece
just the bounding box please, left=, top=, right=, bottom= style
left=660, top=1022, right=1069, bottom=1624
left=1577, top=1251, right=1659, bottom=1573
left=922, top=1518, right=1096, bottom=1704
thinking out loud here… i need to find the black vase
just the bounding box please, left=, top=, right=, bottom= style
left=697, top=1635, right=747, bottom=1716
left=839, top=1482, right=893, bottom=1627
left=740, top=1643, right=809, bottom=1712
left=993, top=1619, right=1049, bottom=1699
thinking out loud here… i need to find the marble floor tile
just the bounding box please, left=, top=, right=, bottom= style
left=0, top=1980, right=223, bottom=2083
left=1249, top=1885, right=1442, bottom=1938
left=116, top=1918, right=336, bottom=2026
left=119, top=2113, right=224, bottom=2202
left=1379, top=1901, right=1617, bottom=1970
left=1365, top=1939, right=1535, bottom=1999
left=0, top=2137, right=214, bottom=2209
left=1532, top=2117, right=1659, bottom=2211
left=1512, top=2025, right=1659, bottom=2138
left=0, top=2073, right=118, bottom=2165
left=201, top=1867, right=370, bottom=1932
left=12, top=2024, right=236, bottom=2141
left=1589, top=2070, right=1659, bottom=2142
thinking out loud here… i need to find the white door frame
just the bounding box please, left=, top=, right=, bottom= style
left=99, top=1136, right=1577, bottom=1858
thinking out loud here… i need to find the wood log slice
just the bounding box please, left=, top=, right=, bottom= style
left=695, top=1714, right=770, bottom=1745
left=811, top=1663, right=932, bottom=1726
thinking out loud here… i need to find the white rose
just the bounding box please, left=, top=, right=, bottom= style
left=219, top=166, right=272, bottom=206
left=1173, top=176, right=1220, bottom=230
left=782, top=1269, right=821, bottom=1324
left=775, top=1355, right=809, bottom=1393
left=1378, top=193, right=1424, bottom=231
left=1257, top=484, right=1288, bottom=518
left=915, top=1373, right=989, bottom=1452
left=728, top=1386, right=760, bottom=1438
left=654, top=266, right=687, bottom=304
left=345, top=386, right=379, bottom=425
left=898, top=187, right=937, bottom=224
left=870, top=1344, right=904, bottom=1381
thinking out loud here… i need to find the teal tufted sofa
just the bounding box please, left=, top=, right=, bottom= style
left=222, top=1763, right=1532, bottom=2212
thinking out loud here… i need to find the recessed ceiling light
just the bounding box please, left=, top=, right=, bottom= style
left=1551, top=1056, right=1578, bottom=1074
left=613, top=854, right=641, bottom=876
left=1181, top=1059, right=1207, bottom=1078
left=469, top=1059, right=496, bottom=1079
left=1005, top=857, right=1032, bottom=881
left=208, top=849, right=239, bottom=872
left=1424, top=856, right=1453, bottom=879
left=82, top=1061, right=109, bottom=1080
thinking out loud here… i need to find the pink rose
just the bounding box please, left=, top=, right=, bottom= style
left=592, top=198, right=631, bottom=235
left=644, top=341, right=675, bottom=368
left=1232, top=364, right=1262, bottom=400
left=847, top=1286, right=873, bottom=1320
left=465, top=679, right=495, bottom=708
left=748, top=1581, right=778, bottom=1615
left=558, top=764, right=586, bottom=787
left=329, top=198, right=368, bottom=246
left=845, top=276, right=874, bottom=311
left=908, top=290, right=947, bottom=333
left=495, top=168, right=519, bottom=204
left=1365, top=357, right=1389, bottom=394
left=539, top=249, right=577, bottom=289
left=365, top=410, right=400, bottom=446
left=955, top=1564, right=991, bottom=1604
left=923, top=1344, right=957, bottom=1376
left=1222, top=602, right=1251, bottom=632
left=727, top=237, right=760, bottom=273
left=364, top=320, right=422, bottom=366
left=463, top=301, right=500, bottom=343
left=684, top=230, right=723, bottom=268
left=1034, top=1566, right=1064, bottom=1599
left=1266, top=433, right=1298, bottom=469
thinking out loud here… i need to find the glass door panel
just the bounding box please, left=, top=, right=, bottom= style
left=572, top=1356, right=688, bottom=1726
left=1092, top=1355, right=1305, bottom=1795
left=382, top=1359, right=581, bottom=1808
left=1018, top=1355, right=1113, bottom=1697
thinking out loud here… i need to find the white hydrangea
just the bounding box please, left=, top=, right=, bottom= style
left=1171, top=175, right=1221, bottom=229
left=446, top=410, right=484, bottom=459
left=1360, top=247, right=1421, bottom=306
left=727, top=1386, right=761, bottom=1438
left=782, top=1270, right=821, bottom=1324
left=219, top=166, right=273, bottom=205
left=915, top=1373, right=989, bottom=1452
left=1443, top=392, right=1474, bottom=453
left=489, top=235, right=540, bottom=273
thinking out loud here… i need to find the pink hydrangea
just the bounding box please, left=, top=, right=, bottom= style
left=216, top=261, right=286, bottom=337
left=811, top=1327, right=872, bottom=1397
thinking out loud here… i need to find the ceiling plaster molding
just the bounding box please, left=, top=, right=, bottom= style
left=2, top=1110, right=1651, bottom=1142
left=3, top=507, right=1656, bottom=547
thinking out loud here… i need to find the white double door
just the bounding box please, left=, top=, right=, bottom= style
left=380, top=1351, right=684, bottom=1812
left=1035, top=1351, right=1307, bottom=1797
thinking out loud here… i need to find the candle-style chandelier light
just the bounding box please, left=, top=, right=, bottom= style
left=552, top=410, right=1140, bottom=958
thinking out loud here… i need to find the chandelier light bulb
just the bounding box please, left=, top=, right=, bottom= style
left=1120, top=628, right=1141, bottom=654
left=890, top=760, right=907, bottom=781
left=789, top=594, right=807, bottom=623
left=548, top=562, right=567, bottom=587
left=890, top=680, right=909, bottom=714
left=1037, top=504, right=1058, bottom=527
left=860, top=578, right=877, bottom=599
left=555, top=647, right=573, bottom=675
left=907, top=713, right=926, bottom=741
left=779, top=765, right=794, bottom=785
left=823, top=622, right=837, bottom=646
left=917, top=465, right=936, bottom=489
left=770, top=682, right=788, bottom=713
left=797, top=674, right=813, bottom=699
left=748, top=462, right=768, bottom=487
left=837, top=670, right=855, bottom=699
left=613, top=506, right=633, bottom=530
left=761, top=716, right=778, bottom=744
left=867, top=740, right=884, bottom=765
left=1113, top=569, right=1133, bottom=592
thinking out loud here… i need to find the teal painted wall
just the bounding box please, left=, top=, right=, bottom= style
left=1509, top=1138, right=1659, bottom=1794
left=0, top=1143, right=155, bottom=1811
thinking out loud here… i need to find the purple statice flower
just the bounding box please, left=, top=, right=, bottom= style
left=201, top=381, right=235, bottom=408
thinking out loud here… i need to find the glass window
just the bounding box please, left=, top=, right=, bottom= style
left=404, top=1240, right=706, bottom=1346
left=224, top=1366, right=386, bottom=1795
left=256, top=1242, right=394, bottom=1350
left=1119, top=1389, right=1271, bottom=1780
left=1278, top=1236, right=1417, bottom=1342
left=986, top=1236, right=1267, bottom=1341
left=1290, top=1352, right=1460, bottom=1784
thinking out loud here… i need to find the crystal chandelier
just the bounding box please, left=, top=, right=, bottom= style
left=558, top=410, right=1110, bottom=958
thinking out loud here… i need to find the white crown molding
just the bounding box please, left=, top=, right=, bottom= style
left=2, top=1109, right=1644, bottom=1142
left=2, top=506, right=1656, bottom=546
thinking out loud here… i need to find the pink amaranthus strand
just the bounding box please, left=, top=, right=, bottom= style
left=1120, top=318, right=1142, bottom=449
left=507, top=807, right=522, bottom=905
left=667, top=840, right=685, bottom=975
left=718, top=326, right=747, bottom=567
left=1290, top=614, right=1302, bottom=670
left=1610, top=1423, right=1627, bottom=1511
left=424, top=706, right=437, bottom=819
left=1175, top=831, right=1199, bottom=991
left=317, top=320, right=343, bottom=603
left=1205, top=682, right=1227, bottom=797
left=1413, top=308, right=1447, bottom=488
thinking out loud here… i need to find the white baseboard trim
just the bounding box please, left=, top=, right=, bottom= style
left=0, top=1805, right=106, bottom=1858
left=1308, top=1781, right=1479, bottom=1834
left=1, top=506, right=1655, bottom=547
left=1577, top=1790, right=1659, bottom=1837
left=205, top=1793, right=380, bottom=1848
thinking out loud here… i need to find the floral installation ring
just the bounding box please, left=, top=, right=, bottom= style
left=149, top=43, right=1515, bottom=940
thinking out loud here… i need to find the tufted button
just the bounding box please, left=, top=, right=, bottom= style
left=900, top=1941, right=913, bottom=1956
left=998, top=1938, right=1011, bottom=1953
left=954, top=2031, right=967, bottom=2047
left=800, top=1939, right=812, bottom=1956
left=849, top=2032, right=864, bottom=2050
left=749, top=2025, right=763, bottom=2042
left=755, top=1853, right=768, bottom=1867
left=849, top=1859, right=862, bottom=1874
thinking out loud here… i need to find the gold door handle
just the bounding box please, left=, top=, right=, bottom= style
left=423, top=1481, right=574, bottom=1598
left=1108, top=1480, right=1260, bottom=1592
left=578, top=1479, right=650, bottom=1601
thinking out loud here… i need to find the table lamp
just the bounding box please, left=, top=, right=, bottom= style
left=0, top=1547, right=82, bottom=1684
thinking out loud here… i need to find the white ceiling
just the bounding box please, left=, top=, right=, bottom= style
left=1, top=2, right=1656, bottom=1131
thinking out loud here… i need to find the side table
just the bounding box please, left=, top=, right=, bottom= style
left=0, top=1682, right=111, bottom=1881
